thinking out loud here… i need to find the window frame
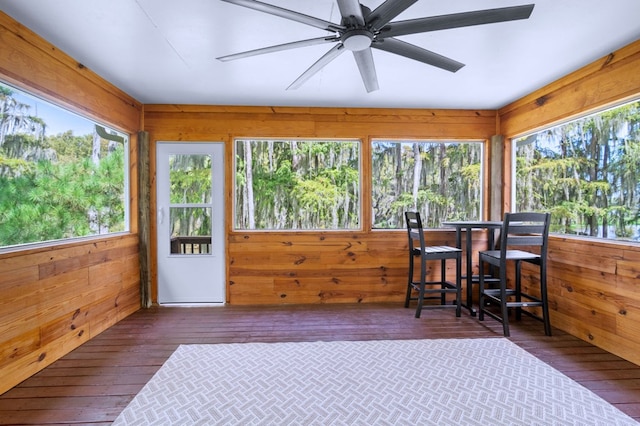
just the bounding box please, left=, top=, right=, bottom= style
left=370, top=138, right=486, bottom=230
left=369, top=137, right=487, bottom=231
left=0, top=80, right=131, bottom=251
left=511, top=98, right=640, bottom=242
left=233, top=137, right=362, bottom=232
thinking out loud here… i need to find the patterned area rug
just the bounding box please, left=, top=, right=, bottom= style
left=114, top=338, right=638, bottom=425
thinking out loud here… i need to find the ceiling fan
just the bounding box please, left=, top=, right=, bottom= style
left=217, top=0, right=535, bottom=92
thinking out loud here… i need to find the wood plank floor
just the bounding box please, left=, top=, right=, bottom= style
left=1, top=303, right=640, bottom=424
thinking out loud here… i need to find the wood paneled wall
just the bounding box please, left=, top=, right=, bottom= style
left=0, top=12, right=142, bottom=394
left=144, top=105, right=497, bottom=305
left=499, top=39, right=640, bottom=138
left=0, top=236, right=140, bottom=394
left=2, top=5, right=640, bottom=393
left=498, top=39, right=640, bottom=365
left=546, top=238, right=640, bottom=364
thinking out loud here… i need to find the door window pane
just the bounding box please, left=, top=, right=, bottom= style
left=169, top=207, right=212, bottom=254
left=168, top=153, right=213, bottom=254
left=169, top=154, right=212, bottom=204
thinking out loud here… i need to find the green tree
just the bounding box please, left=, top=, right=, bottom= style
left=0, top=83, right=127, bottom=247
left=235, top=140, right=359, bottom=230
left=372, top=141, right=482, bottom=228
left=515, top=101, right=640, bottom=241
left=0, top=146, right=125, bottom=245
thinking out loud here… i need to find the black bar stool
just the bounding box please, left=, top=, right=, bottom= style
left=478, top=212, right=552, bottom=336
left=404, top=211, right=462, bottom=318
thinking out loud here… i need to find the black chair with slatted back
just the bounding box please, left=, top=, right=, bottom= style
left=404, top=211, right=462, bottom=318
left=478, top=212, right=552, bottom=336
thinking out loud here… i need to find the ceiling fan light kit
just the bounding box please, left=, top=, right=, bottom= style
left=218, top=0, right=535, bottom=92
left=341, top=30, right=373, bottom=51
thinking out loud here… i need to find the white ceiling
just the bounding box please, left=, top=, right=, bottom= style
left=1, top=0, right=640, bottom=110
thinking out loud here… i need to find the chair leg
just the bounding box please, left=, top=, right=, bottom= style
left=478, top=259, right=485, bottom=321
left=541, top=264, right=552, bottom=336
left=405, top=254, right=414, bottom=308
left=515, top=261, right=522, bottom=321
left=500, top=270, right=510, bottom=337
left=455, top=253, right=462, bottom=317
left=440, top=259, right=447, bottom=306
left=415, top=256, right=426, bottom=318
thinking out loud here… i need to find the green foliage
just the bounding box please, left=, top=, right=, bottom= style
left=47, top=131, right=93, bottom=161
left=235, top=140, right=359, bottom=229
left=0, top=147, right=125, bottom=246
left=236, top=139, right=483, bottom=230
left=515, top=100, right=640, bottom=241
left=0, top=83, right=127, bottom=247
left=0, top=155, right=33, bottom=177
left=167, top=154, right=213, bottom=237
left=169, top=155, right=212, bottom=204
left=372, top=141, right=482, bottom=228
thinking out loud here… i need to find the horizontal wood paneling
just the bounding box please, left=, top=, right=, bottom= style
left=545, top=236, right=640, bottom=365
left=144, top=105, right=496, bottom=140
left=144, top=105, right=498, bottom=307
left=0, top=12, right=141, bottom=133
left=229, top=231, right=408, bottom=305
left=499, top=39, right=640, bottom=137
left=0, top=235, right=141, bottom=394
left=145, top=105, right=500, bottom=308
left=498, top=37, right=640, bottom=365
left=0, top=11, right=142, bottom=395
left=228, top=229, right=492, bottom=305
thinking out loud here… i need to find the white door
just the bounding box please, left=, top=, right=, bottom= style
left=156, top=142, right=225, bottom=305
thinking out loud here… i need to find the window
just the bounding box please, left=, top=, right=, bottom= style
left=0, top=81, right=129, bottom=248
left=169, top=153, right=212, bottom=254
left=514, top=100, right=640, bottom=241
left=234, top=139, right=360, bottom=230
left=372, top=140, right=483, bottom=229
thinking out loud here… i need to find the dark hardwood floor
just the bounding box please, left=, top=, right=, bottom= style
left=1, top=303, right=640, bottom=424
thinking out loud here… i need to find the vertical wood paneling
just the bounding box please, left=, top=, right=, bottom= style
left=0, top=11, right=142, bottom=394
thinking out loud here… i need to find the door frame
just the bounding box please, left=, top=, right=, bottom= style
left=154, top=141, right=227, bottom=306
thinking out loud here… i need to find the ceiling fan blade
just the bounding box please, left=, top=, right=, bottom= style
left=366, top=0, right=418, bottom=30
left=217, top=36, right=339, bottom=61
left=337, top=0, right=365, bottom=26
left=379, top=4, right=535, bottom=38
left=353, top=48, right=379, bottom=92
left=287, top=44, right=346, bottom=90
left=221, top=0, right=345, bottom=32
left=372, top=37, right=464, bottom=73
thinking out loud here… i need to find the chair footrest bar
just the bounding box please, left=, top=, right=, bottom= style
left=416, top=305, right=460, bottom=309
left=481, top=309, right=504, bottom=323
left=410, top=280, right=458, bottom=286
left=507, top=301, right=543, bottom=308
left=407, top=296, right=450, bottom=302
left=521, top=309, right=546, bottom=322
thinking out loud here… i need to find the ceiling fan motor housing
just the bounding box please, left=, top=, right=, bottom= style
left=341, top=29, right=373, bottom=51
